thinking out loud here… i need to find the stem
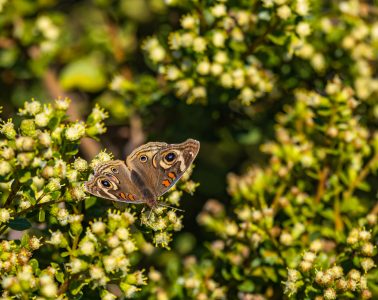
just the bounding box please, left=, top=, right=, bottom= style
left=248, top=18, right=279, bottom=55
left=344, top=152, right=378, bottom=199
left=2, top=179, right=20, bottom=208
left=0, top=198, right=67, bottom=236
left=315, top=167, right=329, bottom=203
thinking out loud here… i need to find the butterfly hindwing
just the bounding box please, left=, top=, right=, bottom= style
left=84, top=160, right=145, bottom=204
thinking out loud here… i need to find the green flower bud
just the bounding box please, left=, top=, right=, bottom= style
left=0, top=120, right=17, bottom=139
left=46, top=178, right=61, bottom=192
left=20, top=119, right=36, bottom=136
left=70, top=221, right=83, bottom=236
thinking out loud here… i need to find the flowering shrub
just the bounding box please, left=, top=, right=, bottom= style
left=142, top=0, right=378, bottom=109
left=194, top=79, right=378, bottom=299
left=1, top=0, right=378, bottom=299
left=0, top=99, right=194, bottom=298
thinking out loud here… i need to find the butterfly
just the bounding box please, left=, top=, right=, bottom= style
left=84, top=139, right=200, bottom=208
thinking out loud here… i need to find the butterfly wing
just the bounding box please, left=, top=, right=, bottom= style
left=84, top=160, right=146, bottom=204
left=126, top=139, right=200, bottom=199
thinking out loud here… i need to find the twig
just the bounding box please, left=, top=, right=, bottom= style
left=2, top=178, right=20, bottom=208
left=123, top=114, right=145, bottom=156
left=0, top=198, right=67, bottom=236
left=315, top=167, right=329, bottom=203
left=344, top=152, right=378, bottom=199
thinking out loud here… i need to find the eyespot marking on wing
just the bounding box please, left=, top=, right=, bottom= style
left=168, top=172, right=176, bottom=180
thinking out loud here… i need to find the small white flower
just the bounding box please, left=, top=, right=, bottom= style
left=46, top=177, right=61, bottom=192
left=211, top=4, right=227, bottom=17
left=89, top=266, right=105, bottom=280
left=65, top=123, right=86, bottom=141
left=19, top=200, right=32, bottom=210
left=277, top=5, right=291, bottom=20
left=73, top=157, right=88, bottom=172
left=69, top=258, right=87, bottom=274
left=214, top=51, right=228, bottom=64
left=35, top=112, right=51, bottom=127
left=197, top=60, right=211, bottom=75
left=24, top=101, right=42, bottom=115
left=150, top=46, right=166, bottom=63
left=91, top=221, right=106, bottom=234
left=212, top=31, right=226, bottom=47
left=79, top=240, right=95, bottom=256
left=193, top=37, right=207, bottom=53
left=181, top=14, right=197, bottom=29
left=48, top=231, right=64, bottom=246
left=41, top=282, right=58, bottom=298
left=296, top=22, right=311, bottom=37
left=0, top=161, right=12, bottom=176
left=211, top=63, right=223, bottom=76
left=55, top=98, right=70, bottom=110
left=220, top=73, right=233, bottom=88
left=0, top=208, right=12, bottom=223
left=296, top=0, right=310, bottom=16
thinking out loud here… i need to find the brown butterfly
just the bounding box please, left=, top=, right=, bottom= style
left=84, top=139, right=200, bottom=208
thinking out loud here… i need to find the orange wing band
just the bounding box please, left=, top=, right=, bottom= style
left=162, top=179, right=171, bottom=187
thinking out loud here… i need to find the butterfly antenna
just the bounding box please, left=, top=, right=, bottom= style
left=157, top=202, right=185, bottom=212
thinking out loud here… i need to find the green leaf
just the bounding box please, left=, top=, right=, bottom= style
left=59, top=57, right=107, bottom=92
left=29, top=259, right=39, bottom=272
left=85, top=197, right=97, bottom=209
left=19, top=171, right=31, bottom=183
left=9, top=218, right=31, bottom=231
left=56, top=271, right=65, bottom=284
left=39, top=210, right=45, bottom=222
left=239, top=280, right=255, bottom=292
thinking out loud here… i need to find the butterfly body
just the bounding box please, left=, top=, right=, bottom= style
left=84, top=139, right=200, bottom=206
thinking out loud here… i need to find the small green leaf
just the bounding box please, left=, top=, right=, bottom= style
left=59, top=57, right=107, bottom=92
left=9, top=218, right=31, bottom=231
left=85, top=197, right=97, bottom=209
left=20, top=172, right=31, bottom=183
left=56, top=271, right=65, bottom=284
left=239, top=280, right=255, bottom=292
left=29, top=259, right=39, bottom=272
left=39, top=210, right=45, bottom=222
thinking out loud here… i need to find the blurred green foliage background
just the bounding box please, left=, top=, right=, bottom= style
left=1, top=0, right=378, bottom=299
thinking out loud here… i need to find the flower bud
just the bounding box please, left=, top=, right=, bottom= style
left=1, top=147, right=15, bottom=160
left=55, top=98, right=70, bottom=110
left=46, top=178, right=61, bottom=192
left=73, top=157, right=88, bottom=172
left=15, top=136, right=35, bottom=151
left=17, top=152, right=35, bottom=167
left=38, top=131, right=52, bottom=147
left=0, top=161, right=12, bottom=176
left=20, top=119, right=36, bottom=136
left=0, top=120, right=17, bottom=139
left=0, top=208, right=12, bottom=223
